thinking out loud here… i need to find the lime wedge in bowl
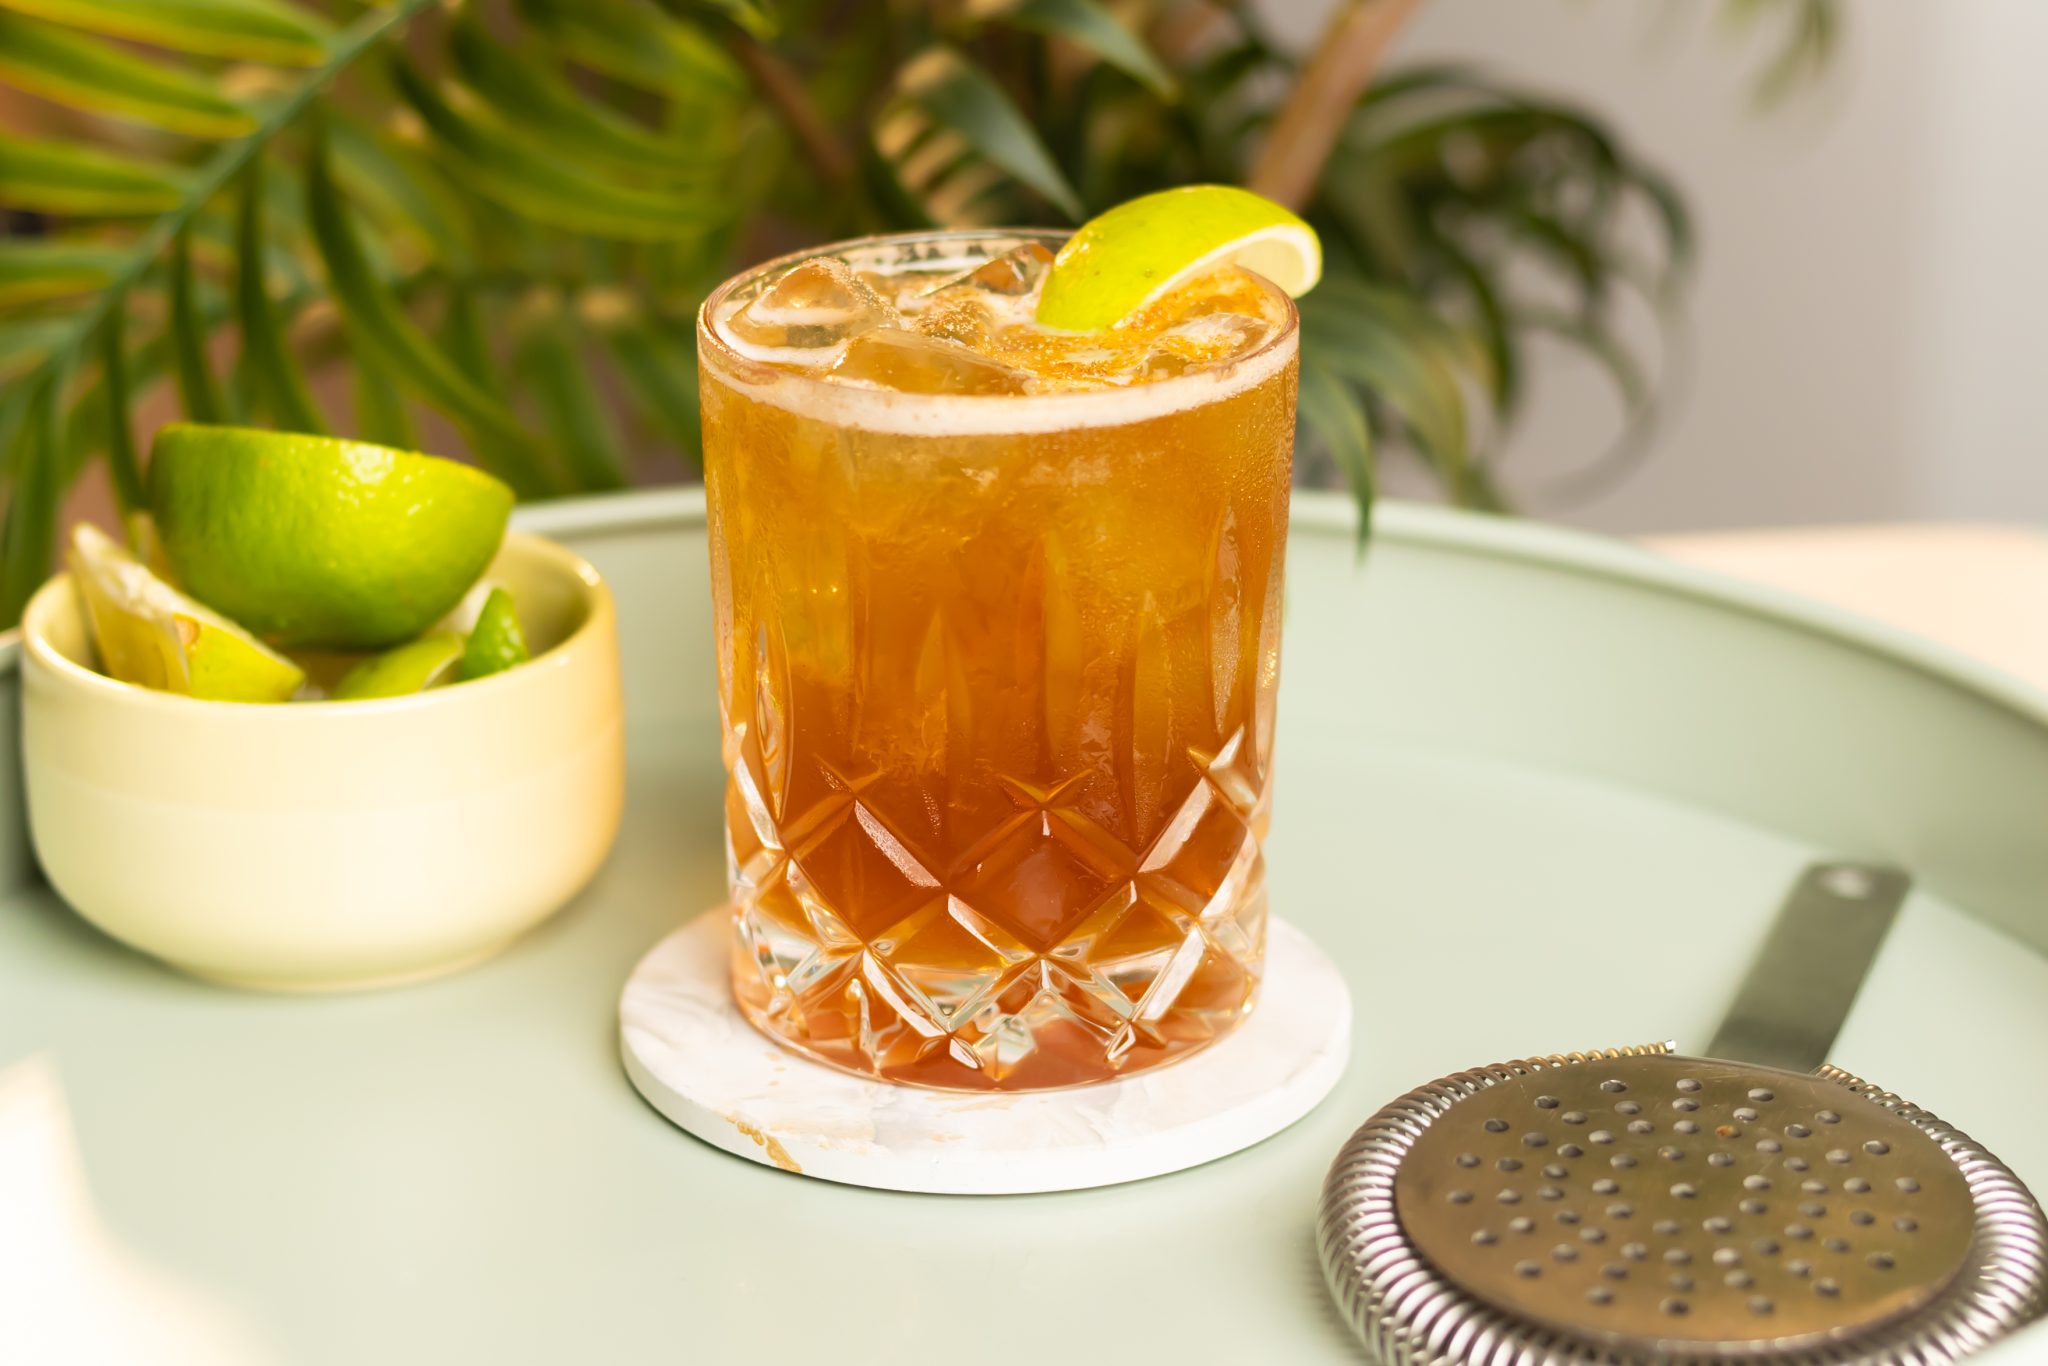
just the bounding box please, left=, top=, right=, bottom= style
left=331, top=634, right=465, bottom=700
left=459, top=587, right=530, bottom=682
left=148, top=424, right=513, bottom=651
left=1035, top=185, right=1322, bottom=333
left=68, top=523, right=306, bottom=703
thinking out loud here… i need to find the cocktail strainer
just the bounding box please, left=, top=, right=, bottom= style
left=1318, top=863, right=2047, bottom=1364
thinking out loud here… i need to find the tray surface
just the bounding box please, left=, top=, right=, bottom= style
left=1, top=491, right=2043, bottom=1365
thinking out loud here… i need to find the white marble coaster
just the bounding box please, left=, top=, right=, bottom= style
left=618, top=912, right=1352, bottom=1194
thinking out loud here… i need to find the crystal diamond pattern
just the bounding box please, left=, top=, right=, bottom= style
left=725, top=525, right=1284, bottom=1084
left=716, top=468, right=1287, bottom=1090
left=729, top=711, right=1273, bottom=1089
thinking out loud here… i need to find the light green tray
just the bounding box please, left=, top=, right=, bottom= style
left=2, top=491, right=2043, bottom=1365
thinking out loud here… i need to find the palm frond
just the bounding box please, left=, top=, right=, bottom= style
left=1716, top=0, right=1838, bottom=107
left=0, top=0, right=1839, bottom=624
left=0, top=9, right=258, bottom=135
left=881, top=45, right=1083, bottom=223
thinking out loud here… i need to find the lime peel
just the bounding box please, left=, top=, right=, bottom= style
left=68, top=523, right=306, bottom=703
left=331, top=634, right=464, bottom=700
left=458, top=587, right=529, bottom=681
left=1035, top=185, right=1322, bottom=333
left=148, top=424, right=513, bottom=651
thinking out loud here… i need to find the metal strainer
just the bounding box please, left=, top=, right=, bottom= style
left=1318, top=863, right=2047, bottom=1364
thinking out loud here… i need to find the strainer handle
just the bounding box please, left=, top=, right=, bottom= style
left=1705, top=861, right=1911, bottom=1073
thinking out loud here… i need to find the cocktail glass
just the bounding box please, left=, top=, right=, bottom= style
left=697, top=230, right=1298, bottom=1090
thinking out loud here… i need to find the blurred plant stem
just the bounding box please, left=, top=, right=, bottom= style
left=731, top=35, right=858, bottom=191
left=1250, top=0, right=1429, bottom=210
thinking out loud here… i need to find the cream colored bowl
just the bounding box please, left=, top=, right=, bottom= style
left=19, top=532, right=625, bottom=991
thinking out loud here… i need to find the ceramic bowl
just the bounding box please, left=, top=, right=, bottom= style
left=19, top=532, right=624, bottom=991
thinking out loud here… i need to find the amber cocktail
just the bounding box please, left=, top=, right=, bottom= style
left=698, top=231, right=1298, bottom=1090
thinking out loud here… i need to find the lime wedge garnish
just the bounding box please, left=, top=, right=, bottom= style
left=148, top=424, right=513, bottom=651
left=68, top=523, right=306, bottom=703
left=1035, top=185, right=1322, bottom=333
left=458, top=587, right=529, bottom=681
left=331, top=634, right=464, bottom=700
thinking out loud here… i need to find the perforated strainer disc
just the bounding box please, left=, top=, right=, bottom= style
left=1319, top=1046, right=2046, bottom=1365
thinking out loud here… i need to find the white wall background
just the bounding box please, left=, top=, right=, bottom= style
left=1261, top=0, right=2048, bottom=535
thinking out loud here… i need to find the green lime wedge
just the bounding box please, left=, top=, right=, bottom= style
left=458, top=587, right=529, bottom=681
left=68, top=523, right=306, bottom=703
left=331, top=634, right=464, bottom=700
left=1035, top=185, right=1322, bottom=333
left=148, top=424, right=513, bottom=651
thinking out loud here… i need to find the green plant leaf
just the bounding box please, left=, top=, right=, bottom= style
left=390, top=58, right=721, bottom=241
left=1310, top=308, right=1461, bottom=456
left=891, top=46, right=1082, bottom=220
left=0, top=11, right=256, bottom=136
left=65, top=305, right=191, bottom=473
left=0, top=132, right=187, bottom=215
left=0, top=239, right=127, bottom=306
left=689, top=0, right=778, bottom=40
left=1425, top=229, right=1519, bottom=414
left=1517, top=305, right=1648, bottom=415
left=0, top=318, right=68, bottom=383
left=1508, top=209, right=1606, bottom=305
left=235, top=159, right=325, bottom=433
left=1354, top=62, right=1492, bottom=108
left=304, top=119, right=554, bottom=496
left=97, top=304, right=144, bottom=518
left=326, top=114, right=474, bottom=265
left=972, top=0, right=1175, bottom=100
left=1175, top=39, right=1276, bottom=174
left=0, top=388, right=30, bottom=483
left=1726, top=0, right=1836, bottom=108
left=1372, top=102, right=1592, bottom=183
left=513, top=298, right=628, bottom=491
left=1297, top=360, right=1375, bottom=542
left=4, top=0, right=434, bottom=421
left=1316, top=150, right=1417, bottom=278
left=187, top=200, right=302, bottom=298
left=872, top=111, right=981, bottom=223
left=1302, top=282, right=1488, bottom=507
left=0, top=0, right=330, bottom=64
left=448, top=18, right=692, bottom=173
left=71, top=326, right=232, bottom=492
left=167, top=224, right=226, bottom=423
left=1634, top=163, right=1695, bottom=280
left=351, top=354, right=417, bottom=449
left=513, top=0, right=744, bottom=97
left=436, top=284, right=495, bottom=387
left=0, top=359, right=69, bottom=624
left=603, top=318, right=701, bottom=471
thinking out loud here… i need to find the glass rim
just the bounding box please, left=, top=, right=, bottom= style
left=694, top=227, right=1300, bottom=432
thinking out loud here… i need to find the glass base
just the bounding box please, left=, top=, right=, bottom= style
left=730, top=900, right=1266, bottom=1092
left=623, top=910, right=1351, bottom=1191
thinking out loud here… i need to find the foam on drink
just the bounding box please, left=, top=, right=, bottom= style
left=709, top=235, right=1297, bottom=434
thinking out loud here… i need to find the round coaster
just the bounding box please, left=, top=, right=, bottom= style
left=619, top=912, right=1352, bottom=1194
